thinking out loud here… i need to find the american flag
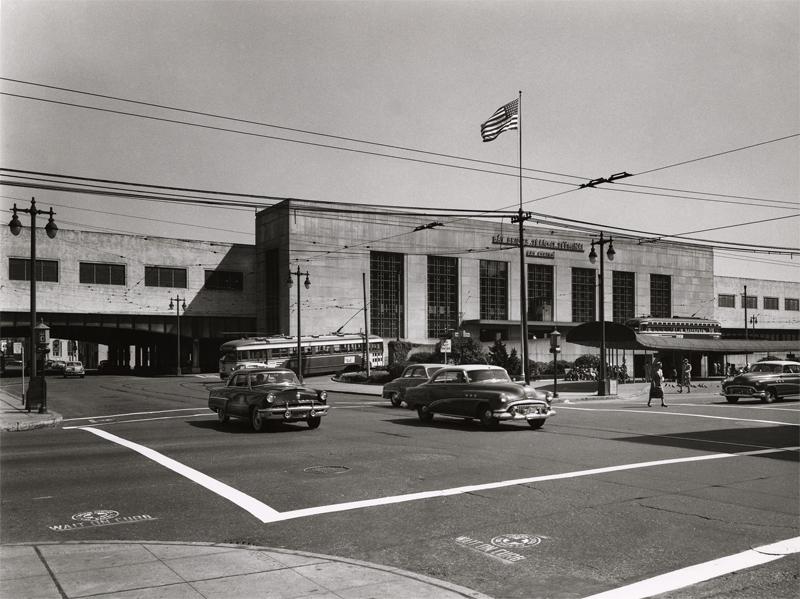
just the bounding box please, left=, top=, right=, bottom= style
left=480, top=98, right=519, bottom=142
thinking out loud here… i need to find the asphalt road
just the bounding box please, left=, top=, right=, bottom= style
left=1, top=375, right=798, bottom=599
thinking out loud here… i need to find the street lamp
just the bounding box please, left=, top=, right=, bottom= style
left=588, top=232, right=615, bottom=396
left=549, top=328, right=561, bottom=398
left=749, top=314, right=758, bottom=329
left=8, top=198, right=57, bottom=413
left=287, top=267, right=310, bottom=382
left=169, top=295, right=186, bottom=375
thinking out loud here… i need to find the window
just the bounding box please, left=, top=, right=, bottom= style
left=480, top=260, right=508, bottom=320
left=718, top=294, right=735, bottom=308
left=571, top=268, right=596, bottom=322
left=650, top=274, right=671, bottom=318
left=786, top=298, right=799, bottom=311
left=370, top=251, right=404, bottom=339
left=763, top=296, right=779, bottom=310
left=528, top=263, right=553, bottom=322
left=145, top=266, right=187, bottom=288
left=204, top=270, right=243, bottom=291
left=80, top=262, right=125, bottom=285
left=427, top=256, right=458, bottom=338
left=612, top=271, right=635, bottom=323
left=742, top=294, right=757, bottom=310
left=51, top=340, right=60, bottom=357
left=8, top=258, right=58, bottom=282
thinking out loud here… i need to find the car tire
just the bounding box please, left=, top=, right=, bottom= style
left=389, top=392, right=402, bottom=408
left=763, top=388, right=779, bottom=404
left=307, top=416, right=322, bottom=429
left=478, top=405, right=498, bottom=429
left=725, top=396, right=739, bottom=403
left=250, top=408, right=266, bottom=432
left=217, top=407, right=229, bottom=425
left=417, top=405, right=433, bottom=423
left=528, top=419, right=544, bottom=430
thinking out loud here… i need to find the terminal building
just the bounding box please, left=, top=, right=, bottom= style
left=2, top=199, right=798, bottom=376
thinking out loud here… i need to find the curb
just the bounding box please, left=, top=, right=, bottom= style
left=0, top=388, right=63, bottom=432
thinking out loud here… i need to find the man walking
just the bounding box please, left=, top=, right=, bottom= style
left=678, top=358, right=692, bottom=393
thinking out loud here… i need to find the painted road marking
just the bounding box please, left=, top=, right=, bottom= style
left=78, top=427, right=281, bottom=522
left=76, top=426, right=797, bottom=524
left=558, top=406, right=799, bottom=427
left=62, top=408, right=206, bottom=422
left=582, top=536, right=800, bottom=599
left=63, top=414, right=210, bottom=428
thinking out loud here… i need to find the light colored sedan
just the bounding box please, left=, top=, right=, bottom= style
left=63, top=361, right=85, bottom=378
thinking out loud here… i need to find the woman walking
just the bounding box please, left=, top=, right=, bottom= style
left=648, top=360, right=667, bottom=407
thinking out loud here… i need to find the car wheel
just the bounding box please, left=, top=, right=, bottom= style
left=389, top=392, right=402, bottom=408
left=763, top=388, right=779, bottom=404
left=250, top=408, right=266, bottom=432
left=417, top=405, right=433, bottom=423
left=478, top=405, right=498, bottom=429
left=528, top=419, right=544, bottom=430
left=307, top=416, right=322, bottom=429
left=725, top=396, right=739, bottom=403
left=217, top=407, right=229, bottom=425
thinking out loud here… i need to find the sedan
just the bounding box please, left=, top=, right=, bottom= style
left=208, top=367, right=329, bottom=432
left=404, top=364, right=554, bottom=429
left=721, top=360, right=800, bottom=403
left=63, top=361, right=85, bottom=378
left=382, top=363, right=444, bottom=407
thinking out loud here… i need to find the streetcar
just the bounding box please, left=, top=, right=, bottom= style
left=624, top=316, right=721, bottom=339
left=218, top=333, right=384, bottom=379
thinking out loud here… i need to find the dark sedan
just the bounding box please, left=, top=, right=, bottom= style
left=208, top=367, right=329, bottom=431
left=721, top=360, right=800, bottom=403
left=382, top=363, right=444, bottom=407
left=404, top=364, right=554, bottom=429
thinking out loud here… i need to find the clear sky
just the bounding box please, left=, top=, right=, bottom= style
left=1, top=0, right=798, bottom=280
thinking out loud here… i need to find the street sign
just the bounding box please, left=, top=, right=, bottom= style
left=441, top=340, right=452, bottom=352
left=13, top=342, right=22, bottom=354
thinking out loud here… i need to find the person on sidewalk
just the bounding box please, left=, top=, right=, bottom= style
left=677, top=358, right=692, bottom=393
left=648, top=361, right=667, bottom=407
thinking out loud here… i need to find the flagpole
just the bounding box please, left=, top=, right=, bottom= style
left=517, top=89, right=530, bottom=385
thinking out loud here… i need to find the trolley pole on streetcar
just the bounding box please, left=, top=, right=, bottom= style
left=287, top=267, right=310, bottom=382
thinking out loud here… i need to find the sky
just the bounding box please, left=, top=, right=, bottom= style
left=1, top=0, right=798, bottom=281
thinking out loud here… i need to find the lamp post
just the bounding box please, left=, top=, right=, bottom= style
left=287, top=266, right=310, bottom=382
left=8, top=198, right=58, bottom=413
left=169, top=295, right=186, bottom=375
left=550, top=328, right=561, bottom=398
left=749, top=314, right=758, bottom=329
left=588, top=232, right=615, bottom=396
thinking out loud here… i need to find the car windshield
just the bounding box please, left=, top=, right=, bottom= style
left=750, top=363, right=782, bottom=373
left=252, top=372, right=299, bottom=385
left=67, top=362, right=81, bottom=367
left=468, top=369, right=511, bottom=382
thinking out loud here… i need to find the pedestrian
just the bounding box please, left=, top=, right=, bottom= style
left=678, top=358, right=692, bottom=393
left=648, top=361, right=667, bottom=407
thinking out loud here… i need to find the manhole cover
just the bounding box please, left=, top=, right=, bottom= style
left=303, top=466, right=349, bottom=474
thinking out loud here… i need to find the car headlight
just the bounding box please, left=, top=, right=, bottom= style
left=498, top=393, right=510, bottom=404
left=318, top=390, right=327, bottom=402
left=265, top=392, right=275, bottom=404
left=545, top=391, right=553, bottom=402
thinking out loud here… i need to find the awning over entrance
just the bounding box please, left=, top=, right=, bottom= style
left=566, top=322, right=800, bottom=354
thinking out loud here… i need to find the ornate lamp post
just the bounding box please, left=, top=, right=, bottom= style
left=8, top=198, right=57, bottom=412
left=549, top=328, right=561, bottom=398
left=588, top=232, right=615, bottom=396
left=169, top=295, right=186, bottom=375
left=287, top=267, right=310, bottom=382
left=749, top=314, right=758, bottom=329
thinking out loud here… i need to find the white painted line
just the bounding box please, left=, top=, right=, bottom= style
left=266, top=445, right=799, bottom=523
left=581, top=536, right=800, bottom=599
left=558, top=406, right=799, bottom=427
left=78, top=427, right=281, bottom=522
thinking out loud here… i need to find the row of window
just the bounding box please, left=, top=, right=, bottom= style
left=7, top=259, right=244, bottom=291
left=718, top=294, right=798, bottom=311
left=369, top=252, right=674, bottom=339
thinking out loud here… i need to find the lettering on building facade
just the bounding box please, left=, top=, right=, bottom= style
left=492, top=234, right=584, bottom=254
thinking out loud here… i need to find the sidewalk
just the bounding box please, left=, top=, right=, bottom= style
left=0, top=541, right=491, bottom=599
left=0, top=387, right=62, bottom=432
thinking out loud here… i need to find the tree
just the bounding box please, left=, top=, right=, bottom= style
left=487, top=339, right=521, bottom=375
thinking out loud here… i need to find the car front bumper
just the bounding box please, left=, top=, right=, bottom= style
left=495, top=405, right=555, bottom=421
left=720, top=387, right=765, bottom=399
left=257, top=404, right=330, bottom=421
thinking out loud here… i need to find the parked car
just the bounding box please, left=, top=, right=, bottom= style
left=721, top=360, right=800, bottom=403
left=208, top=367, right=329, bottom=432
left=404, top=364, right=554, bottom=429
left=382, top=363, right=445, bottom=407
left=63, top=361, right=85, bottom=378
left=1, top=358, right=23, bottom=376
